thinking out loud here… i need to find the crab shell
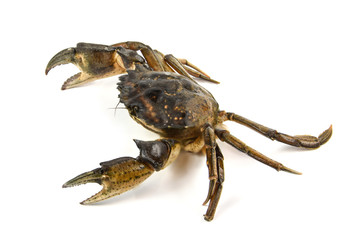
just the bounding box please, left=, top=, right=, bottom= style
left=118, top=70, right=220, bottom=140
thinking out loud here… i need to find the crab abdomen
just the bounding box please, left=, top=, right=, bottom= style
left=118, top=71, right=219, bottom=139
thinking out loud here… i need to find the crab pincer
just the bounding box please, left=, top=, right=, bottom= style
left=62, top=139, right=180, bottom=205
left=45, top=43, right=130, bottom=90
left=63, top=156, right=154, bottom=204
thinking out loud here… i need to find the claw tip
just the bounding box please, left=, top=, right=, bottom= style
left=45, top=65, right=53, bottom=75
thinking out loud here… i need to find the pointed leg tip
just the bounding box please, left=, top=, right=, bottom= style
left=211, top=79, right=220, bottom=84
left=319, top=124, right=333, bottom=146
left=281, top=165, right=302, bottom=175
left=291, top=168, right=302, bottom=175
left=325, top=124, right=333, bottom=135
left=202, top=200, right=209, bottom=206
left=328, top=124, right=333, bottom=136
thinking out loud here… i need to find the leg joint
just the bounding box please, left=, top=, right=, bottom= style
left=134, top=139, right=179, bottom=171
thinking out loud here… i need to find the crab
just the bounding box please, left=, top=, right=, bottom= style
left=45, top=41, right=332, bottom=221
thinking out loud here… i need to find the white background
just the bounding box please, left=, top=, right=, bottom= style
left=1, top=0, right=359, bottom=239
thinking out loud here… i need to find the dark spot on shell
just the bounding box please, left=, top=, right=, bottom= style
left=146, top=89, right=162, bottom=103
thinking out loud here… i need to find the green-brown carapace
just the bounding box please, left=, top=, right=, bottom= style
left=46, top=42, right=332, bottom=221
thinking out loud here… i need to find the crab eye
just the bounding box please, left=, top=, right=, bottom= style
left=129, top=105, right=139, bottom=116
left=133, top=105, right=139, bottom=112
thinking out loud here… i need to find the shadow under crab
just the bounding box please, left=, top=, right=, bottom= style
left=46, top=41, right=332, bottom=221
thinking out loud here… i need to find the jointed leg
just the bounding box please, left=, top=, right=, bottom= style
left=111, top=41, right=165, bottom=71
left=178, top=58, right=220, bottom=84
left=202, top=125, right=225, bottom=221
left=224, top=112, right=332, bottom=149
left=112, top=41, right=219, bottom=83
left=215, top=128, right=301, bottom=175
left=204, top=144, right=224, bottom=221
left=153, top=50, right=175, bottom=72
left=164, top=54, right=194, bottom=80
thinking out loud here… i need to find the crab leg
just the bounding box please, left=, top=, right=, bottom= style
left=215, top=129, right=302, bottom=175
left=63, top=139, right=180, bottom=205
left=224, top=112, right=333, bottom=149
left=202, top=124, right=225, bottom=221
left=162, top=54, right=219, bottom=83
left=163, top=55, right=219, bottom=83
left=177, top=58, right=220, bottom=84
left=111, top=41, right=165, bottom=71
left=181, top=65, right=220, bottom=84
left=112, top=41, right=218, bottom=83
left=204, top=144, right=224, bottom=221
left=164, top=54, right=194, bottom=80
left=153, top=50, right=175, bottom=72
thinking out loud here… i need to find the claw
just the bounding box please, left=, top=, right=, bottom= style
left=46, top=43, right=127, bottom=90
left=63, top=157, right=154, bottom=204
left=45, top=47, right=76, bottom=75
